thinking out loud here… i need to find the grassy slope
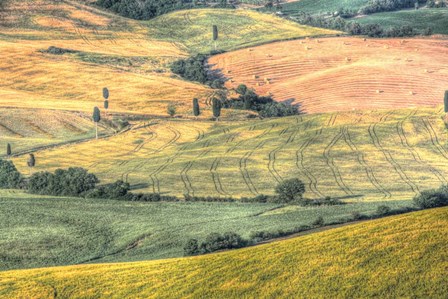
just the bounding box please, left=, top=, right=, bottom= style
left=209, top=37, right=448, bottom=114
left=0, top=190, right=412, bottom=271
left=356, top=8, right=448, bottom=35
left=11, top=107, right=448, bottom=200
left=0, top=0, right=334, bottom=116
left=1, top=207, right=446, bottom=298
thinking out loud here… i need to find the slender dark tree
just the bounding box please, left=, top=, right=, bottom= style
left=212, top=98, right=221, bottom=120
left=27, top=153, right=36, bottom=175
left=193, top=98, right=200, bottom=118
left=103, top=87, right=109, bottom=100
left=444, top=90, right=448, bottom=113
left=104, top=99, right=109, bottom=118
left=93, top=106, right=101, bottom=139
left=212, top=25, right=218, bottom=41
left=6, top=143, right=11, bottom=157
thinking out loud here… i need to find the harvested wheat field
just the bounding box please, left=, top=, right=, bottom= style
left=12, top=106, right=448, bottom=200
left=210, top=37, right=448, bottom=114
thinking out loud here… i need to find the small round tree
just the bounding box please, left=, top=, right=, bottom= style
left=236, top=84, right=248, bottom=95
left=275, top=178, right=305, bottom=202
left=27, top=153, right=36, bottom=175
left=167, top=103, right=176, bottom=117
left=92, top=106, right=101, bottom=139
left=212, top=98, right=221, bottom=121
left=193, top=98, right=200, bottom=118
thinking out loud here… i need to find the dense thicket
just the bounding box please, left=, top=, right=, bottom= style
left=413, top=185, right=448, bottom=209
left=0, top=159, right=23, bottom=189
left=184, top=232, right=247, bottom=256
left=359, top=0, right=426, bottom=15
left=171, top=54, right=223, bottom=88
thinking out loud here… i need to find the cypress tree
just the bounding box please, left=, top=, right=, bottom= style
left=6, top=143, right=11, bottom=157
left=103, top=87, right=109, bottom=100
left=444, top=90, right=448, bottom=113
left=193, top=98, right=200, bottom=117
left=27, top=153, right=35, bottom=175
left=212, top=25, right=218, bottom=41
left=93, top=106, right=101, bottom=139
left=104, top=99, right=109, bottom=118
left=212, top=98, right=221, bottom=120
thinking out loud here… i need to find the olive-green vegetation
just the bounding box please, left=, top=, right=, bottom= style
left=0, top=190, right=412, bottom=271
left=1, top=207, right=446, bottom=298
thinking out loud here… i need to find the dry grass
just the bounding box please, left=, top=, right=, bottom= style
left=1, top=207, right=446, bottom=298
left=209, top=37, right=448, bottom=114
left=11, top=106, right=448, bottom=200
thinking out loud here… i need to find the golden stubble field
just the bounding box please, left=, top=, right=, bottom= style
left=210, top=37, right=448, bottom=114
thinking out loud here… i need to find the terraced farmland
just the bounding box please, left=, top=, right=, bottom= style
left=210, top=37, right=448, bottom=114
left=0, top=0, right=334, bottom=116
left=1, top=207, right=446, bottom=298
left=11, top=106, right=448, bottom=200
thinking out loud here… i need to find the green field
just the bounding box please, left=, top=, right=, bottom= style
left=12, top=107, right=448, bottom=200
left=0, top=190, right=413, bottom=271
left=278, top=0, right=368, bottom=15
left=355, top=8, right=448, bottom=34
left=1, top=207, right=446, bottom=298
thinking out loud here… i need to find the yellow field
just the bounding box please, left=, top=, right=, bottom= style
left=1, top=207, right=446, bottom=298
left=11, top=106, right=448, bottom=200
left=0, top=0, right=334, bottom=116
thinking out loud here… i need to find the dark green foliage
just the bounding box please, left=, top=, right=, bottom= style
left=103, top=87, right=109, bottom=100
left=351, top=211, right=364, bottom=220
left=96, top=0, right=197, bottom=20
left=183, top=239, right=200, bottom=256
left=413, top=186, right=448, bottom=209
left=42, top=46, right=78, bottom=55
left=312, top=216, right=325, bottom=227
left=167, top=104, right=177, bottom=117
left=85, top=180, right=130, bottom=199
left=28, top=168, right=99, bottom=197
left=212, top=25, right=218, bottom=41
left=184, top=232, right=247, bottom=256
left=235, top=84, right=248, bottom=95
left=104, top=100, right=109, bottom=110
left=427, top=0, right=447, bottom=8
left=259, top=102, right=299, bottom=118
left=0, top=159, right=23, bottom=189
left=184, top=195, right=235, bottom=202
left=359, top=0, right=426, bottom=15
left=376, top=205, right=392, bottom=216
left=275, top=178, right=306, bottom=202
left=212, top=98, right=222, bottom=119
left=171, top=55, right=210, bottom=85
left=6, top=143, right=11, bottom=156
left=93, top=106, right=101, bottom=123
left=27, top=154, right=35, bottom=168
left=193, top=98, right=200, bottom=117
left=444, top=90, right=448, bottom=113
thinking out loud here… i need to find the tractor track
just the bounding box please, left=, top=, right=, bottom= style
left=368, top=113, right=419, bottom=194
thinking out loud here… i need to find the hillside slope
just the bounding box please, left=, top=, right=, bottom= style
left=210, top=37, right=448, bottom=114
left=11, top=107, right=448, bottom=200
left=0, top=0, right=334, bottom=116
left=1, top=207, right=446, bottom=298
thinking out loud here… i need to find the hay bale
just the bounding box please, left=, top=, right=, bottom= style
left=345, top=57, right=351, bottom=62
left=384, top=45, right=389, bottom=49
left=363, top=38, right=367, bottom=42
left=409, top=91, right=415, bottom=95
left=264, top=78, right=270, bottom=82
left=252, top=75, right=258, bottom=79
left=376, top=90, right=383, bottom=94
left=227, top=70, right=232, bottom=74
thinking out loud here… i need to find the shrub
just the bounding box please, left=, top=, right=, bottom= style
left=0, top=159, right=23, bottom=189
left=28, top=168, right=98, bottom=197
left=413, top=187, right=448, bottom=209
left=275, top=178, right=305, bottom=202
left=85, top=180, right=130, bottom=199
left=171, top=55, right=223, bottom=87
left=167, top=104, right=177, bottom=117
left=201, top=232, right=247, bottom=253
left=312, top=216, right=325, bottom=227
left=183, top=239, right=200, bottom=256
left=376, top=205, right=392, bottom=216
left=351, top=211, right=364, bottom=220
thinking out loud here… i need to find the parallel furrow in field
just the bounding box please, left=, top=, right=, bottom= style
left=210, top=157, right=227, bottom=196
left=421, top=117, right=448, bottom=160
left=295, top=127, right=324, bottom=198
left=342, top=125, right=391, bottom=198
left=322, top=127, right=353, bottom=195
left=267, top=128, right=299, bottom=184
left=397, top=112, right=447, bottom=184
left=368, top=113, right=419, bottom=194
left=180, top=161, right=194, bottom=196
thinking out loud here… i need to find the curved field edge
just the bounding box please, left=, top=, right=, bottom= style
left=1, top=207, right=446, bottom=298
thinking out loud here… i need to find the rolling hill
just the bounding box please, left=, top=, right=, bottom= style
left=10, top=106, right=448, bottom=200
left=0, top=0, right=335, bottom=116
left=209, top=36, right=448, bottom=114
left=0, top=190, right=412, bottom=271
left=1, top=207, right=446, bottom=298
